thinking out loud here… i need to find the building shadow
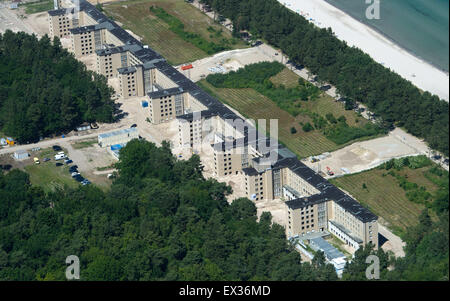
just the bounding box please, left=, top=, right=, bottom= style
left=378, top=232, right=388, bottom=248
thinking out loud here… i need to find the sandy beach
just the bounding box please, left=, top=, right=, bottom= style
left=278, top=0, right=449, bottom=101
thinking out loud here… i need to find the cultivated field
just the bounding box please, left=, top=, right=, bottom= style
left=199, top=81, right=339, bottom=158
left=330, top=166, right=441, bottom=235
left=103, top=0, right=247, bottom=65
left=270, top=68, right=300, bottom=89
left=199, top=66, right=375, bottom=158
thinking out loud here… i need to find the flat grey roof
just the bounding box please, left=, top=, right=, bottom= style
left=309, top=237, right=345, bottom=261
left=98, top=127, right=137, bottom=139
left=117, top=66, right=137, bottom=74
left=148, top=87, right=184, bottom=99
left=14, top=149, right=29, bottom=155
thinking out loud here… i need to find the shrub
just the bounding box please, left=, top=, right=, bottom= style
left=302, top=122, right=314, bottom=132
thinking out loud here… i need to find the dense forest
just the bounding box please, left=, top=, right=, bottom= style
left=200, top=0, right=449, bottom=155
left=0, top=31, right=115, bottom=143
left=0, top=139, right=447, bottom=280
left=206, top=62, right=386, bottom=145
left=0, top=140, right=339, bottom=280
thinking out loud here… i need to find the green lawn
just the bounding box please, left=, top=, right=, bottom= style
left=24, top=160, right=79, bottom=193
left=72, top=138, right=98, bottom=149
left=103, top=0, right=247, bottom=65
left=21, top=0, right=53, bottom=14
left=270, top=68, right=301, bottom=89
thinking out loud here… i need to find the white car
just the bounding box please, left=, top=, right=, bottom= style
left=54, top=154, right=66, bottom=160
left=71, top=172, right=80, bottom=177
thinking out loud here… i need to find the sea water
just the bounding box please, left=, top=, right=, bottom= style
left=325, top=0, right=449, bottom=72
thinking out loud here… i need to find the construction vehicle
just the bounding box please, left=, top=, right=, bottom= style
left=326, top=166, right=334, bottom=176
left=6, top=137, right=15, bottom=146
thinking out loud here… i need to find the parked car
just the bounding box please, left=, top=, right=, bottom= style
left=130, top=124, right=137, bottom=128
left=82, top=179, right=91, bottom=186
left=71, top=172, right=80, bottom=177
left=320, top=85, right=332, bottom=91
left=55, top=162, right=63, bottom=167
left=74, top=175, right=84, bottom=182
left=52, top=145, right=62, bottom=151
left=2, top=164, right=12, bottom=171
left=54, top=154, right=66, bottom=160
left=43, top=157, right=50, bottom=162
left=33, top=157, right=40, bottom=164
left=65, top=159, right=73, bottom=164
left=251, top=40, right=262, bottom=47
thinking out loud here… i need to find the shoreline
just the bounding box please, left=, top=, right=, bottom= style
left=323, top=0, right=449, bottom=75
left=278, top=0, right=449, bottom=101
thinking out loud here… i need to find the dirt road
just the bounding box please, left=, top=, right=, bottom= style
left=0, top=5, right=35, bottom=34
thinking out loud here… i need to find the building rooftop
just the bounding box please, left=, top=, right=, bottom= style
left=48, top=8, right=69, bottom=16
left=278, top=157, right=377, bottom=223
left=242, top=167, right=260, bottom=176
left=309, top=237, right=346, bottom=261
left=148, top=87, right=184, bottom=99
left=177, top=109, right=218, bottom=121
left=98, top=127, right=137, bottom=139
left=14, top=149, right=29, bottom=155
left=117, top=66, right=137, bottom=74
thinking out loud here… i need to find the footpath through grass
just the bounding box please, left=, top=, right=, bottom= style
left=103, top=0, right=247, bottom=65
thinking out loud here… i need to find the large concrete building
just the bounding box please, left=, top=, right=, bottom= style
left=48, top=0, right=378, bottom=250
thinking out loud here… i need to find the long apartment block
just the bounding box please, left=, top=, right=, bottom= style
left=48, top=0, right=378, bottom=250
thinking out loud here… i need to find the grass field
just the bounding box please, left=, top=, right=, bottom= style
left=103, top=0, right=247, bottom=65
left=330, top=165, right=443, bottom=236
left=21, top=0, right=53, bottom=14
left=72, top=138, right=98, bottom=149
left=199, top=66, right=377, bottom=158
left=24, top=160, right=79, bottom=193
left=270, top=67, right=368, bottom=127
left=270, top=68, right=301, bottom=89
